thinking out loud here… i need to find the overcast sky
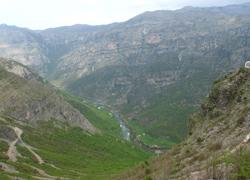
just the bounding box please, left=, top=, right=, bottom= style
left=0, top=0, right=250, bottom=30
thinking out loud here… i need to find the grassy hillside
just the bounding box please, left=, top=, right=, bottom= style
left=61, top=92, right=122, bottom=136
left=0, top=97, right=151, bottom=179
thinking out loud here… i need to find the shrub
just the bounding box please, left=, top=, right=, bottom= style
left=145, top=168, right=151, bottom=175
left=237, top=117, right=245, bottom=126
left=145, top=176, right=153, bottom=180
left=197, top=137, right=204, bottom=144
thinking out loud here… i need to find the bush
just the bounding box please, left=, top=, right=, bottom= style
left=145, top=176, right=153, bottom=180
left=208, top=141, right=222, bottom=151
left=197, top=137, right=204, bottom=144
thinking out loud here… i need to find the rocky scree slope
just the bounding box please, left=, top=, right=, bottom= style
left=117, top=68, right=250, bottom=180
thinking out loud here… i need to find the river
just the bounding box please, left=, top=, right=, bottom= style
left=113, top=112, right=130, bottom=141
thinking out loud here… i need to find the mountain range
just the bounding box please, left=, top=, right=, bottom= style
left=1, top=2, right=250, bottom=147
left=0, top=2, right=250, bottom=179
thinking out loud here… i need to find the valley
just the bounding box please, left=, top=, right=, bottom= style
left=1, top=3, right=250, bottom=148
left=0, top=2, right=250, bottom=180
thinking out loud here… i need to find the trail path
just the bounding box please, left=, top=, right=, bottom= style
left=5, top=126, right=61, bottom=179
left=6, top=126, right=44, bottom=164
left=6, top=127, right=20, bottom=162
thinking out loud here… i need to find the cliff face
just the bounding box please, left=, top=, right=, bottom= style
left=0, top=58, right=96, bottom=134
left=117, top=68, right=250, bottom=180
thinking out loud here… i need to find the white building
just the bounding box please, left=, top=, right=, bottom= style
left=245, top=61, right=250, bottom=68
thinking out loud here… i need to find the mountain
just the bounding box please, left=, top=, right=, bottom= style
left=0, top=25, right=49, bottom=74
left=1, top=3, right=250, bottom=147
left=117, top=67, right=250, bottom=179
left=0, top=58, right=150, bottom=179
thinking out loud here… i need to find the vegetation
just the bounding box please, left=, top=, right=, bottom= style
left=118, top=68, right=250, bottom=179
left=20, top=120, right=151, bottom=179
left=61, top=91, right=122, bottom=137
left=226, top=150, right=250, bottom=179
left=0, top=78, right=151, bottom=179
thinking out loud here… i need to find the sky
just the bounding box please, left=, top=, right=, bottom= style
left=0, top=0, right=250, bottom=30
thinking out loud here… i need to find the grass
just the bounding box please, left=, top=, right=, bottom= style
left=128, top=120, right=176, bottom=149
left=60, top=91, right=122, bottom=137
left=222, top=150, right=250, bottom=179
left=0, top=141, right=9, bottom=160
left=20, top=121, right=151, bottom=179
left=62, top=92, right=177, bottom=148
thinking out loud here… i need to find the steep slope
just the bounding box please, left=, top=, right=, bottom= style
left=0, top=59, right=151, bottom=179
left=0, top=58, right=96, bottom=133
left=117, top=67, right=250, bottom=179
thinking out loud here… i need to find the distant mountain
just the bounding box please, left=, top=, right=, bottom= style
left=117, top=68, right=250, bottom=179
left=0, top=25, right=49, bottom=74
left=1, top=3, right=250, bottom=146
